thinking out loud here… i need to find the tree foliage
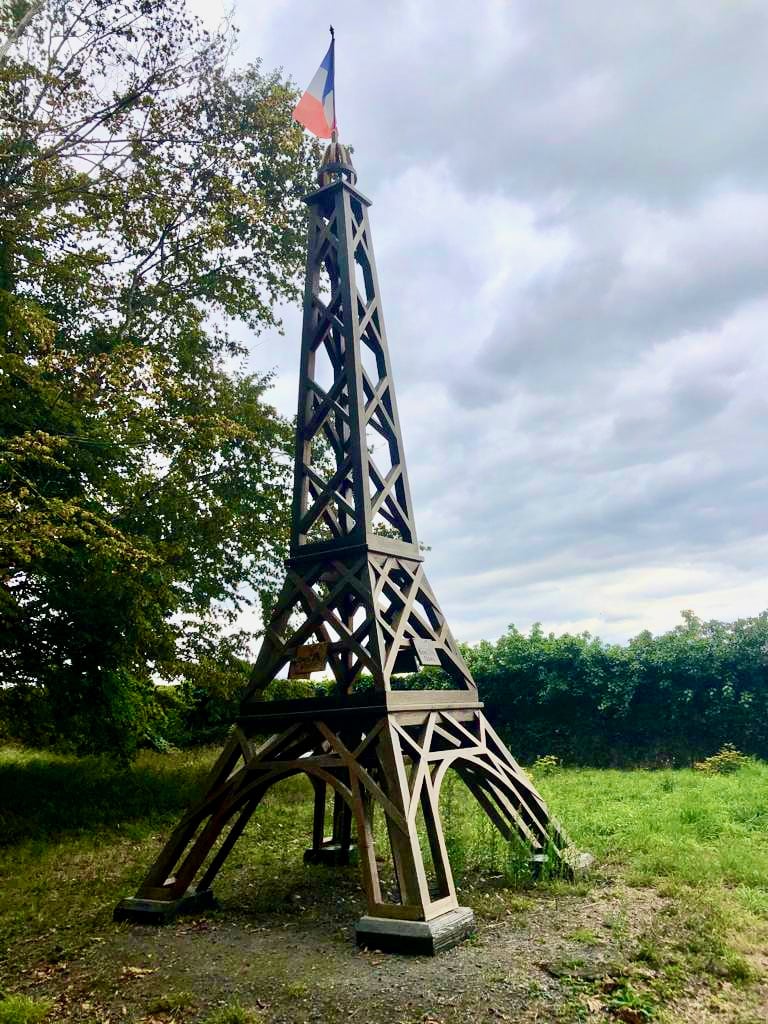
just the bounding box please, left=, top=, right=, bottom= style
left=0, top=0, right=320, bottom=755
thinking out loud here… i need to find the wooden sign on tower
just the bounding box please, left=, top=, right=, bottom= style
left=115, top=140, right=576, bottom=954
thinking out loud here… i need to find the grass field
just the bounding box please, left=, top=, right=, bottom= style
left=1, top=745, right=766, bottom=1023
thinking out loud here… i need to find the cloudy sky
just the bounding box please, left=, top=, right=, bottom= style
left=193, top=0, right=768, bottom=645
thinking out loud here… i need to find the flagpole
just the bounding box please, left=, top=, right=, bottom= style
left=329, top=25, right=337, bottom=142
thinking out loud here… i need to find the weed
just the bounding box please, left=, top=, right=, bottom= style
left=568, top=927, right=602, bottom=946
left=200, top=1000, right=265, bottom=1024
left=630, top=931, right=667, bottom=970
left=147, top=990, right=195, bottom=1014
left=0, top=994, right=53, bottom=1024
left=658, top=774, right=675, bottom=793
left=718, top=950, right=755, bottom=983
left=603, top=980, right=657, bottom=1021
left=531, top=754, right=561, bottom=777
left=602, top=908, right=630, bottom=944
left=694, top=743, right=750, bottom=775
left=284, top=981, right=309, bottom=999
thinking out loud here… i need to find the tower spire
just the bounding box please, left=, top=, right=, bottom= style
left=329, top=25, right=337, bottom=141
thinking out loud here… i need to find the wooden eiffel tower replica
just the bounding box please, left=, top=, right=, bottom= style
left=115, top=142, right=574, bottom=953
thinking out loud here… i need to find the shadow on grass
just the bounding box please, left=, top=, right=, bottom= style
left=0, top=747, right=214, bottom=847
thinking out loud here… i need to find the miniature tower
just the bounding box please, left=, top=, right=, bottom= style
left=115, top=143, right=572, bottom=954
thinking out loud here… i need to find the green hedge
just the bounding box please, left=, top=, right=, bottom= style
left=464, top=611, right=768, bottom=766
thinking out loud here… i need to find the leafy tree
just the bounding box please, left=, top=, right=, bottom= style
left=0, top=0, right=320, bottom=755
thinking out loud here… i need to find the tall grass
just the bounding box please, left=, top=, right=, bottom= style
left=538, top=762, right=768, bottom=895
left=432, top=761, right=768, bottom=904
left=0, top=745, right=214, bottom=845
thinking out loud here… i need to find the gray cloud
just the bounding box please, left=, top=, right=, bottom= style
left=462, top=191, right=768, bottom=400
left=242, top=1, right=768, bottom=206
left=193, top=0, right=768, bottom=644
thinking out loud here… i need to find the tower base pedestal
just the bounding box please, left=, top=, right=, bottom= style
left=303, top=843, right=357, bottom=867
left=356, top=907, right=475, bottom=955
left=113, top=886, right=217, bottom=925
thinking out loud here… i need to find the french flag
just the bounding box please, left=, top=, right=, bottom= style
left=292, top=35, right=336, bottom=139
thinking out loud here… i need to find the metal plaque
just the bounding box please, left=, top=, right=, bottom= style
left=412, top=637, right=441, bottom=667
left=288, top=641, right=328, bottom=679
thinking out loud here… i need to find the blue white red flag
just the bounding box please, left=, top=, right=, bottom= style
left=292, top=36, right=336, bottom=139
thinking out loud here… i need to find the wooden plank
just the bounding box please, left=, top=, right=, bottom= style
left=351, top=778, right=382, bottom=909
left=310, top=777, right=326, bottom=850
left=387, top=691, right=482, bottom=711
left=406, top=713, right=436, bottom=825
left=368, top=903, right=426, bottom=922
left=420, top=769, right=456, bottom=903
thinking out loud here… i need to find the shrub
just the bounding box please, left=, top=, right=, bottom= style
left=530, top=754, right=561, bottom=777
left=261, top=677, right=318, bottom=701
left=466, top=611, right=768, bottom=766
left=693, top=743, right=750, bottom=775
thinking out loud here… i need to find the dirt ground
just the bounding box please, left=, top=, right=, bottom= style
left=12, top=871, right=767, bottom=1024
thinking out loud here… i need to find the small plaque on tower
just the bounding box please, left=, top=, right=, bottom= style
left=288, top=642, right=328, bottom=679
left=412, top=637, right=441, bottom=667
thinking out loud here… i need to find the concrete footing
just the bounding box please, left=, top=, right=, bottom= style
left=355, top=906, right=475, bottom=955
left=113, top=887, right=217, bottom=925
left=562, top=849, right=595, bottom=878
left=303, top=842, right=357, bottom=867
left=530, top=847, right=594, bottom=880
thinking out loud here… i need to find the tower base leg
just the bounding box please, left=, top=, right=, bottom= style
left=355, top=907, right=475, bottom=955
left=116, top=696, right=576, bottom=953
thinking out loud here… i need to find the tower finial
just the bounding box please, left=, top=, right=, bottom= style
left=317, top=139, right=357, bottom=187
